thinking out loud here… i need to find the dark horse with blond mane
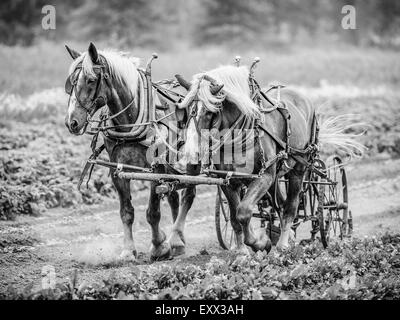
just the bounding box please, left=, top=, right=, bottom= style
left=176, top=65, right=363, bottom=253
left=64, top=43, right=194, bottom=261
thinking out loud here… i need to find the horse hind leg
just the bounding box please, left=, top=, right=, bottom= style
left=276, top=165, right=305, bottom=250
left=147, top=181, right=172, bottom=261
left=167, top=185, right=196, bottom=256
left=236, top=171, right=275, bottom=253
left=112, top=175, right=137, bottom=261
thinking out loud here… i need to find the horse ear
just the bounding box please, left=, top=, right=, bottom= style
left=210, top=84, right=224, bottom=95
left=88, top=42, right=99, bottom=63
left=175, top=74, right=191, bottom=91
left=65, top=44, right=80, bottom=60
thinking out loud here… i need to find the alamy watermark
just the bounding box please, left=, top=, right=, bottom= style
left=341, top=5, right=356, bottom=30
left=41, top=4, right=356, bottom=31
left=145, top=121, right=262, bottom=174
left=41, top=5, right=56, bottom=30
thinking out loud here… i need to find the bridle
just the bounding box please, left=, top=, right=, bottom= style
left=185, top=76, right=223, bottom=136
left=65, top=62, right=108, bottom=116
left=183, top=76, right=253, bottom=167
left=65, top=60, right=137, bottom=135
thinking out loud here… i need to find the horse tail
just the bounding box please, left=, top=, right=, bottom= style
left=317, top=113, right=367, bottom=159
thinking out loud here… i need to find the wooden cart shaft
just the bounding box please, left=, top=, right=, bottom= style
left=117, top=171, right=227, bottom=185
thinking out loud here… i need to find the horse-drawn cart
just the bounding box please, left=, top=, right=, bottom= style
left=215, top=155, right=353, bottom=250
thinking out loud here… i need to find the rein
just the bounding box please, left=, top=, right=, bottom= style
left=87, top=101, right=134, bottom=125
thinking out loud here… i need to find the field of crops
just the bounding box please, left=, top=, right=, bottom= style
left=1, top=42, right=400, bottom=300
left=3, top=234, right=400, bottom=300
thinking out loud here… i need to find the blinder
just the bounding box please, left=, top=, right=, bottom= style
left=65, top=67, right=81, bottom=95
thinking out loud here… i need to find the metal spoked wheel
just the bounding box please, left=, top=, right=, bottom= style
left=215, top=186, right=235, bottom=250
left=318, top=156, right=350, bottom=248
left=306, top=160, right=324, bottom=242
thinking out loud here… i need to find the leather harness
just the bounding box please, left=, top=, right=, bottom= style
left=66, top=58, right=186, bottom=189
left=249, top=75, right=319, bottom=171
left=70, top=58, right=319, bottom=189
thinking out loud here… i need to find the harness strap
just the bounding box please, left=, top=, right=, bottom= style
left=257, top=119, right=287, bottom=151
left=90, top=100, right=135, bottom=125
left=77, top=143, right=106, bottom=190
left=258, top=119, right=315, bottom=159
left=152, top=82, right=185, bottom=103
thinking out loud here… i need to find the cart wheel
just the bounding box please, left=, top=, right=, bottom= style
left=318, top=156, right=350, bottom=248
left=317, top=178, right=329, bottom=248
left=215, top=186, right=235, bottom=250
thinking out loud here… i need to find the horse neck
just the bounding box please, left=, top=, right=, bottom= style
left=220, top=100, right=249, bottom=129
left=106, top=72, right=141, bottom=126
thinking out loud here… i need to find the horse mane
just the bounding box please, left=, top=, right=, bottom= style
left=68, top=49, right=141, bottom=98
left=181, top=65, right=261, bottom=119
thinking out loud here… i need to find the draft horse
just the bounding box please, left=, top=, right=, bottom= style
left=176, top=65, right=361, bottom=252
left=64, top=43, right=194, bottom=261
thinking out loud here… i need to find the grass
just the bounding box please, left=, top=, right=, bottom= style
left=0, top=41, right=399, bottom=96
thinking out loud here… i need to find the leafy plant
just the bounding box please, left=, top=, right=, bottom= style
left=3, top=232, right=400, bottom=300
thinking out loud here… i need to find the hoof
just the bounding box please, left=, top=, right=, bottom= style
left=264, top=239, right=272, bottom=254
left=119, top=249, right=137, bottom=262
left=150, top=241, right=172, bottom=262
left=168, top=231, right=186, bottom=257
left=252, top=228, right=272, bottom=253
left=276, top=229, right=293, bottom=251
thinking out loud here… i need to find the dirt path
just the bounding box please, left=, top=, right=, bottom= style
left=1, top=156, right=400, bottom=294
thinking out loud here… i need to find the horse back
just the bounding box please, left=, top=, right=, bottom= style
left=268, top=88, right=315, bottom=150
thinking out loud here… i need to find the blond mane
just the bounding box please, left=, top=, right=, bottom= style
left=180, top=65, right=261, bottom=118
left=68, top=50, right=141, bottom=97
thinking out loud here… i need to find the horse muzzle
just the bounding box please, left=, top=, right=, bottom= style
left=65, top=116, right=87, bottom=135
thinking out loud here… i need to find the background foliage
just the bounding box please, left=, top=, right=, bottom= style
left=1, top=0, right=400, bottom=48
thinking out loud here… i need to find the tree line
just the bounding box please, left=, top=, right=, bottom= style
left=0, top=0, right=399, bottom=48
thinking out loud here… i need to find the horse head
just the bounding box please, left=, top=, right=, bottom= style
left=64, top=43, right=114, bottom=135
left=177, top=66, right=260, bottom=167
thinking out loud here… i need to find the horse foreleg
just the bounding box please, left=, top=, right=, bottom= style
left=112, top=175, right=137, bottom=261
left=237, top=170, right=275, bottom=252
left=220, top=185, right=248, bottom=254
left=276, top=164, right=305, bottom=250
left=147, top=182, right=171, bottom=261
left=167, top=190, right=179, bottom=222
left=167, top=186, right=196, bottom=256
